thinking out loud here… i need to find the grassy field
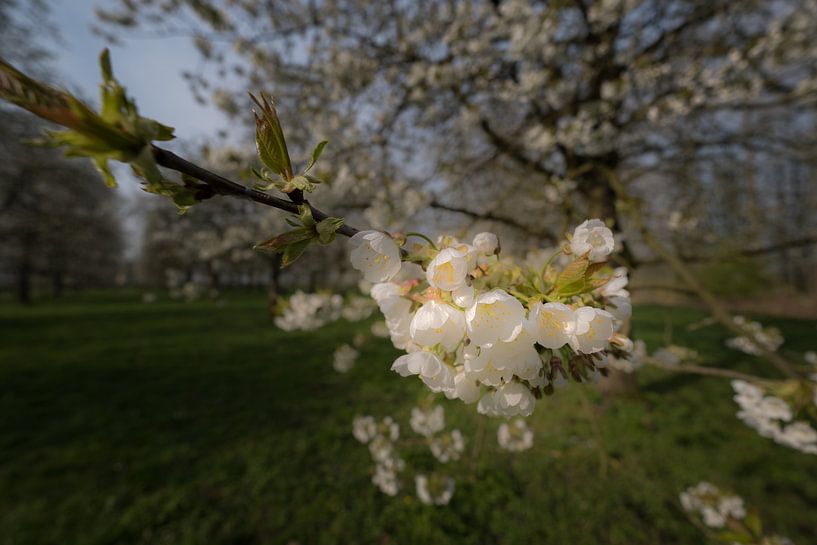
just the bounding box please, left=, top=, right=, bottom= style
left=0, top=291, right=815, bottom=545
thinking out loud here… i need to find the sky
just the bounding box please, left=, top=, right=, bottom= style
left=51, top=0, right=229, bottom=143
left=47, top=0, right=236, bottom=254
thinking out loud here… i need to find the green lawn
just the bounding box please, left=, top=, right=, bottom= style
left=0, top=291, right=815, bottom=545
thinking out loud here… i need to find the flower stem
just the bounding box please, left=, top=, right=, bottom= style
left=405, top=232, right=438, bottom=250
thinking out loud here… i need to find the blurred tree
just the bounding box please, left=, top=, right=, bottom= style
left=94, top=0, right=817, bottom=263
left=1, top=1, right=124, bottom=302
left=0, top=111, right=124, bottom=302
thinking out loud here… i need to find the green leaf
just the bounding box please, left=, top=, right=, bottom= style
left=304, top=140, right=328, bottom=173
left=297, top=204, right=315, bottom=228
left=289, top=175, right=319, bottom=192
left=316, top=217, right=344, bottom=244
left=553, top=257, right=589, bottom=295
left=254, top=228, right=314, bottom=253
left=250, top=92, right=293, bottom=179
left=93, top=157, right=117, bottom=188
left=282, top=238, right=312, bottom=267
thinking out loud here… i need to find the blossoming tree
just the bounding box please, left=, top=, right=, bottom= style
left=1, top=0, right=817, bottom=512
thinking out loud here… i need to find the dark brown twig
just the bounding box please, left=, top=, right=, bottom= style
left=151, top=145, right=360, bottom=237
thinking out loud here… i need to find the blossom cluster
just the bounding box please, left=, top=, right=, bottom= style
left=497, top=418, right=534, bottom=452
left=732, top=380, right=817, bottom=455
left=680, top=481, right=746, bottom=528
left=680, top=482, right=796, bottom=545
left=348, top=219, right=636, bottom=417
left=274, top=291, right=343, bottom=331
left=410, top=405, right=465, bottom=463
left=352, top=415, right=404, bottom=496
left=274, top=291, right=377, bottom=332
left=726, top=316, right=784, bottom=356
left=353, top=411, right=460, bottom=505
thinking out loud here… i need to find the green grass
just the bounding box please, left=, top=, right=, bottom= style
left=0, top=291, right=815, bottom=545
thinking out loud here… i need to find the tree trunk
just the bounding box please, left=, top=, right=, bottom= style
left=17, top=236, right=33, bottom=304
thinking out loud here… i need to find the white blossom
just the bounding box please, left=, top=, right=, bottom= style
left=391, top=351, right=454, bottom=392
left=426, top=247, right=470, bottom=291
left=570, top=219, right=615, bottom=262
left=465, top=289, right=525, bottom=346
left=410, top=405, right=445, bottom=437
left=415, top=474, right=456, bottom=506
left=679, top=482, right=745, bottom=529
left=452, top=284, right=475, bottom=308
left=352, top=416, right=377, bottom=444
left=349, top=230, right=401, bottom=282
left=332, top=344, right=358, bottom=373
left=731, top=380, right=817, bottom=455
left=525, top=302, right=575, bottom=349
left=472, top=232, right=499, bottom=255
left=497, top=418, right=534, bottom=452
left=429, top=430, right=465, bottom=462
left=569, top=307, right=615, bottom=354
left=410, top=300, right=466, bottom=351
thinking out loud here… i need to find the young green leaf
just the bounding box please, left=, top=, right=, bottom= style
left=304, top=140, right=328, bottom=173
left=250, top=92, right=293, bottom=179
left=316, top=217, right=345, bottom=244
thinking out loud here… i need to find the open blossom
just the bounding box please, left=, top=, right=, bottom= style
left=349, top=230, right=401, bottom=282
left=478, top=382, right=536, bottom=417
left=352, top=416, right=377, bottom=443
left=429, top=430, right=465, bottom=462
left=598, top=267, right=629, bottom=298
left=466, top=335, right=541, bottom=387
left=525, top=302, right=575, bottom=349
left=410, top=301, right=466, bottom=351
left=497, top=419, right=534, bottom=451
left=452, top=366, right=482, bottom=403
left=426, top=247, right=470, bottom=291
left=452, top=285, right=475, bottom=308
left=391, top=351, right=454, bottom=392
left=332, top=344, right=358, bottom=373
left=605, top=295, right=632, bottom=326
left=466, top=289, right=525, bottom=346
left=415, top=474, right=456, bottom=506
left=472, top=232, right=499, bottom=255
left=569, top=307, right=615, bottom=354
left=410, top=405, right=445, bottom=437
left=570, top=219, right=614, bottom=262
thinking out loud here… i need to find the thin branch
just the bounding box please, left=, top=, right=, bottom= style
left=601, top=167, right=801, bottom=379
left=151, top=145, right=360, bottom=237
left=637, top=236, right=817, bottom=266
left=644, top=357, right=773, bottom=384
left=429, top=199, right=556, bottom=242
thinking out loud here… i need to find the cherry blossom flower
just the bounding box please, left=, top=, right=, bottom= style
left=570, top=219, right=615, bottom=262
left=349, top=230, right=401, bottom=282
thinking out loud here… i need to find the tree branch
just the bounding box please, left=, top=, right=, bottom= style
left=429, top=199, right=556, bottom=242
left=637, top=236, right=817, bottom=266
left=602, top=167, right=801, bottom=379
left=151, top=145, right=360, bottom=237
left=644, top=357, right=773, bottom=384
